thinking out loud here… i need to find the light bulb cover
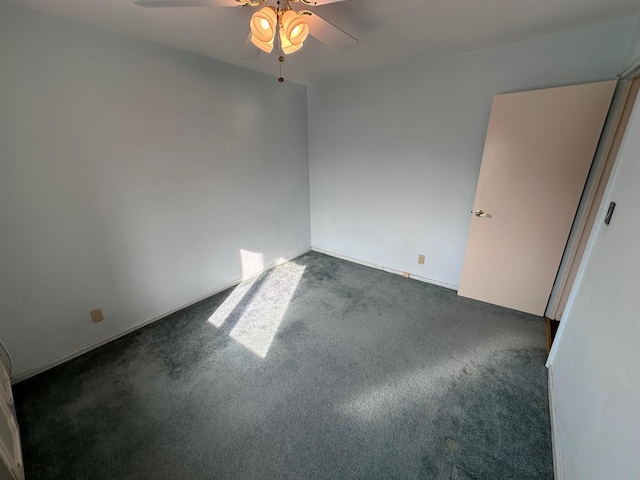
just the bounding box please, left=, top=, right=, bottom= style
left=280, top=10, right=309, bottom=46
left=279, top=27, right=303, bottom=54
left=251, top=34, right=274, bottom=53
left=250, top=7, right=277, bottom=43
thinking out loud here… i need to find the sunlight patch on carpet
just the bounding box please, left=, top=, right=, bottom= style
left=230, top=263, right=305, bottom=358
left=207, top=275, right=259, bottom=328
left=337, top=334, right=515, bottom=422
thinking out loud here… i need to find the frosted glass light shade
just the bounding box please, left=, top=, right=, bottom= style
left=251, top=34, right=274, bottom=53
left=280, top=28, right=303, bottom=54
left=280, top=10, right=309, bottom=46
left=250, top=7, right=277, bottom=43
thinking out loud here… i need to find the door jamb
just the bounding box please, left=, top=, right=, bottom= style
left=547, top=73, right=640, bottom=320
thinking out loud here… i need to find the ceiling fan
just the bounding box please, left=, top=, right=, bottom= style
left=134, top=0, right=358, bottom=80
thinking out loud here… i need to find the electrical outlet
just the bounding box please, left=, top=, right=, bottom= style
left=90, top=308, right=104, bottom=323
left=418, top=254, right=425, bottom=265
left=403, top=272, right=410, bottom=278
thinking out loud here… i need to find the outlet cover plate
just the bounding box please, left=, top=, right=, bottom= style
left=90, top=308, right=104, bottom=323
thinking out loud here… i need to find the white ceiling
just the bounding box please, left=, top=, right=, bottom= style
left=12, top=0, right=640, bottom=85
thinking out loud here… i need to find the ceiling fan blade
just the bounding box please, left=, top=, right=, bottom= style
left=240, top=32, right=261, bottom=60
left=302, top=11, right=358, bottom=51
left=299, top=0, right=347, bottom=5
left=134, top=0, right=238, bottom=7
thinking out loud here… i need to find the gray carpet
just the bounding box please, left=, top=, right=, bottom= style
left=15, top=251, right=553, bottom=479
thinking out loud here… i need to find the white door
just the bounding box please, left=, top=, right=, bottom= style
left=458, top=81, right=616, bottom=315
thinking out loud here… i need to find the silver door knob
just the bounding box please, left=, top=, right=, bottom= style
left=474, top=210, right=491, bottom=218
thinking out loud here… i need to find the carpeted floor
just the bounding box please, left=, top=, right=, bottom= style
left=14, top=251, right=553, bottom=479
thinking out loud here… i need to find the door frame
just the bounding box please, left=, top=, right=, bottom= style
left=546, top=68, right=640, bottom=320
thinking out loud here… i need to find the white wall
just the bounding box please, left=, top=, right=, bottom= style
left=622, top=16, right=640, bottom=72
left=546, top=85, right=640, bottom=479
left=0, top=0, right=310, bottom=379
left=308, top=20, right=636, bottom=288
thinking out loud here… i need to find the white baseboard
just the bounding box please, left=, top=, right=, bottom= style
left=12, top=248, right=311, bottom=384
left=311, top=247, right=459, bottom=291
left=547, top=365, right=563, bottom=480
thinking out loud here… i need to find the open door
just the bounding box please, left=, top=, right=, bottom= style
left=458, top=81, right=616, bottom=316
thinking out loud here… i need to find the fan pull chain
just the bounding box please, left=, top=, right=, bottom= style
left=277, top=0, right=285, bottom=83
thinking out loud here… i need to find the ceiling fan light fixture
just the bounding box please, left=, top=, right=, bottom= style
left=250, top=7, right=277, bottom=43
left=279, top=27, right=303, bottom=54
left=280, top=9, right=309, bottom=46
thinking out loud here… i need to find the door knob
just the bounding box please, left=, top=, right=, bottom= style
left=474, top=210, right=491, bottom=218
